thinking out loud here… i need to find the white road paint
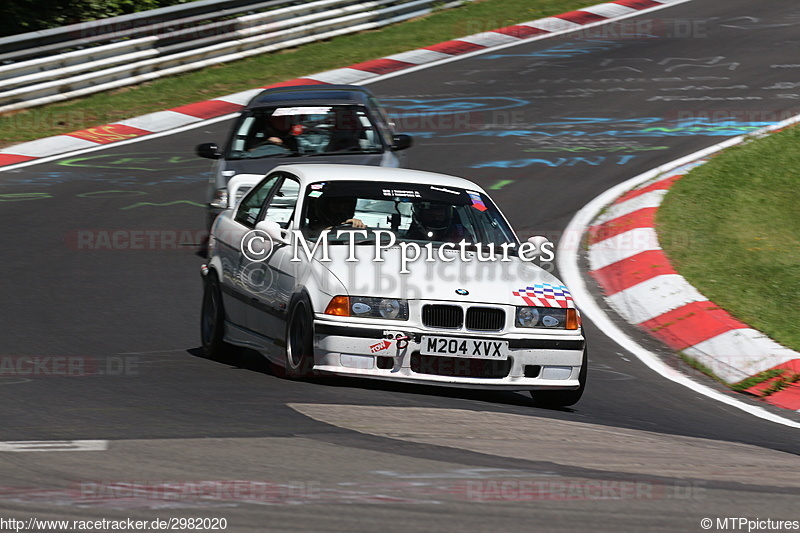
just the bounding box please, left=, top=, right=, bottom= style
left=683, top=329, right=800, bottom=383
left=118, top=110, right=202, bottom=132
left=304, top=67, right=381, bottom=85
left=587, top=227, right=661, bottom=271
left=5, top=135, right=98, bottom=157
left=525, top=18, right=584, bottom=33
left=606, top=274, right=707, bottom=324
left=214, top=88, right=265, bottom=106
left=581, top=4, right=638, bottom=18
left=0, top=440, right=108, bottom=452
left=457, top=32, right=520, bottom=48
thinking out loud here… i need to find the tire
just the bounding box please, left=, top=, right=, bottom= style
left=201, top=273, right=237, bottom=360
left=530, top=346, right=588, bottom=408
left=284, top=292, right=315, bottom=378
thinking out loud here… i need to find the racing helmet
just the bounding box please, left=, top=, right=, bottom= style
left=412, top=201, right=454, bottom=232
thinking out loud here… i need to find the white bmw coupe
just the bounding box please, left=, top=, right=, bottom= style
left=201, top=164, right=587, bottom=407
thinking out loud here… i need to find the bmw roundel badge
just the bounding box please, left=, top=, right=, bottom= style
left=455, top=288, right=469, bottom=296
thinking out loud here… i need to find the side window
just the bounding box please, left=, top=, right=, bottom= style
left=261, top=178, right=300, bottom=228
left=367, top=97, right=395, bottom=146
left=234, top=174, right=281, bottom=227
left=231, top=114, right=255, bottom=153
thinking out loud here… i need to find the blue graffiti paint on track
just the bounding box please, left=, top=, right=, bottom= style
left=382, top=97, right=529, bottom=116
left=472, top=155, right=637, bottom=169
left=412, top=118, right=775, bottom=141
left=481, top=41, right=624, bottom=60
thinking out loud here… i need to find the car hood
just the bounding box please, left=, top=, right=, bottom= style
left=314, top=245, right=570, bottom=306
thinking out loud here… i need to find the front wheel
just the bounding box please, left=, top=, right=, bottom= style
left=284, top=292, right=315, bottom=378
left=530, top=347, right=588, bottom=408
left=201, top=274, right=237, bottom=360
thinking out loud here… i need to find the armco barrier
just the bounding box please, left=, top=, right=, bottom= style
left=0, top=0, right=308, bottom=61
left=0, top=0, right=464, bottom=114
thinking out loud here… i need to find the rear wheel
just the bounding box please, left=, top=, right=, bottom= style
left=530, top=347, right=588, bottom=408
left=284, top=292, right=315, bottom=378
left=201, top=274, right=237, bottom=360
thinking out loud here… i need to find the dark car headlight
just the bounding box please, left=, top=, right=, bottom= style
left=325, top=296, right=408, bottom=320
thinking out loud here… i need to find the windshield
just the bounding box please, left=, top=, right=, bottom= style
left=227, top=105, right=384, bottom=159
left=299, top=181, right=518, bottom=248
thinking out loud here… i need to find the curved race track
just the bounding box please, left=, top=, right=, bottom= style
left=1, top=0, right=799, bottom=531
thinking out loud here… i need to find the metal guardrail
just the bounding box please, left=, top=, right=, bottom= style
left=0, top=0, right=464, bottom=114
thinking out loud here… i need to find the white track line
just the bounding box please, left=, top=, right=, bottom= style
left=0, top=440, right=108, bottom=452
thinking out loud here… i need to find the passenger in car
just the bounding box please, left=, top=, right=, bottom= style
left=306, top=195, right=366, bottom=233
left=328, top=109, right=364, bottom=152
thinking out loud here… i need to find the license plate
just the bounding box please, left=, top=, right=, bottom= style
left=421, top=336, right=508, bottom=360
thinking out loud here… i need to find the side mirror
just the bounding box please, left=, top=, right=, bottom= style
left=196, top=142, right=221, bottom=159
left=390, top=134, right=412, bottom=151
left=256, top=220, right=290, bottom=245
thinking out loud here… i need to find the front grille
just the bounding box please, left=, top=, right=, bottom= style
left=410, top=352, right=512, bottom=379
left=422, top=304, right=463, bottom=329
left=465, top=307, right=505, bottom=331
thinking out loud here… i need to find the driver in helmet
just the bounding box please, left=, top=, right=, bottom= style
left=407, top=201, right=464, bottom=242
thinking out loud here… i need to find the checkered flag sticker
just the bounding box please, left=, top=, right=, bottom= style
left=513, top=284, right=574, bottom=308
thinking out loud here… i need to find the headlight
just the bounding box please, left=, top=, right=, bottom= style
left=325, top=296, right=408, bottom=320
left=516, top=307, right=579, bottom=330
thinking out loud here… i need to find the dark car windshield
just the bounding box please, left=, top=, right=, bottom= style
left=227, top=105, right=384, bottom=160
left=299, top=181, right=518, bottom=248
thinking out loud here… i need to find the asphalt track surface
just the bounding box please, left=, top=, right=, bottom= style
left=1, top=0, right=800, bottom=531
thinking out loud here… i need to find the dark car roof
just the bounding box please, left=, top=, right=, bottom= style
left=246, top=84, right=375, bottom=109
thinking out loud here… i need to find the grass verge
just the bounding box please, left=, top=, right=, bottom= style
left=658, top=127, right=800, bottom=352
left=730, top=369, right=786, bottom=393
left=0, top=0, right=599, bottom=148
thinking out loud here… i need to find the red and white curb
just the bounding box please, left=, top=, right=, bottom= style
left=562, top=116, right=800, bottom=415
left=587, top=165, right=800, bottom=410
left=0, top=0, right=688, bottom=170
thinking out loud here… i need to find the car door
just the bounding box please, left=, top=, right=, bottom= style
left=241, top=174, right=301, bottom=343
left=215, top=173, right=282, bottom=332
